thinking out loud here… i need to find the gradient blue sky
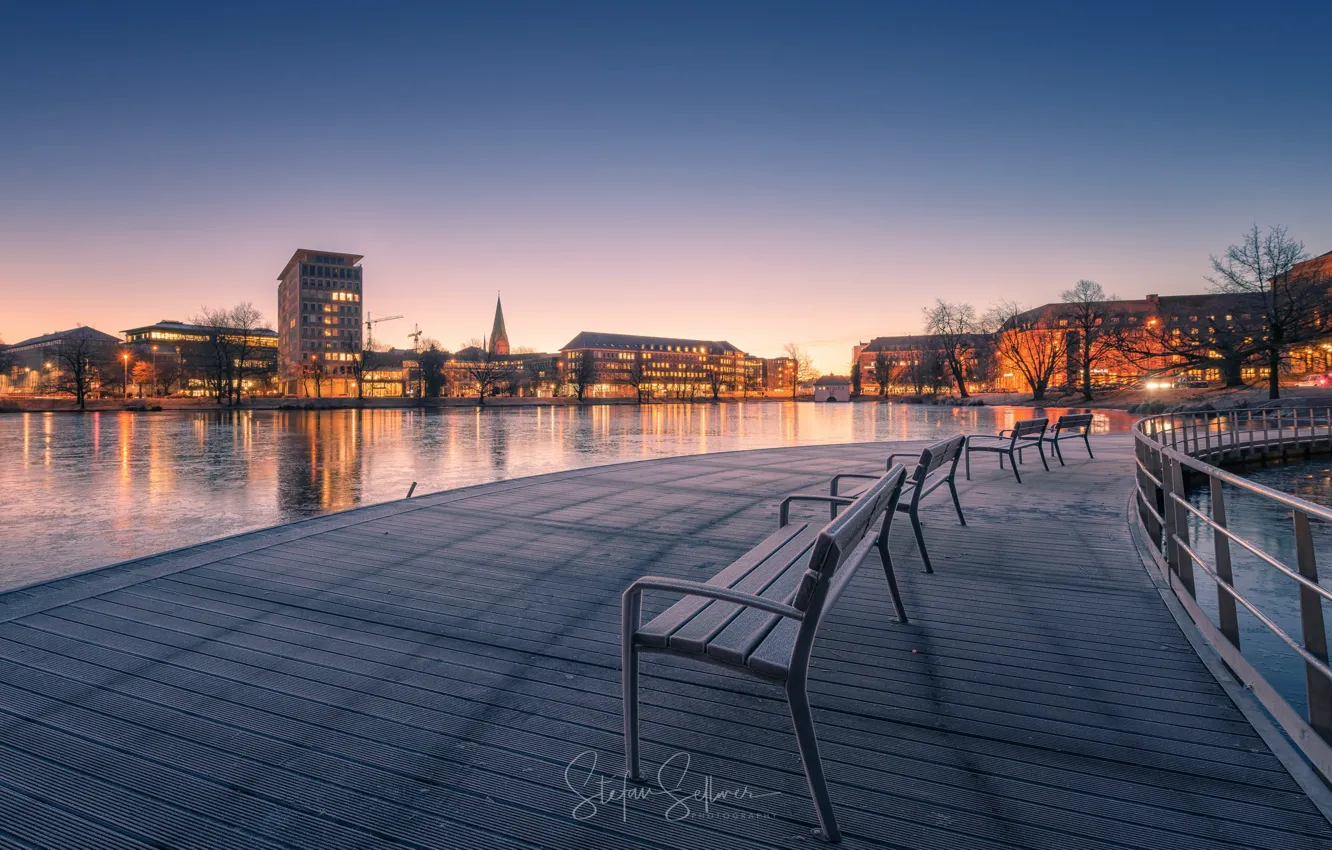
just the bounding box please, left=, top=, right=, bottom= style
left=2, top=0, right=1329, bottom=370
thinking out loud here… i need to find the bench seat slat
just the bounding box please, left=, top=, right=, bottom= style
left=666, top=531, right=819, bottom=654
left=746, top=617, right=800, bottom=679
left=704, top=539, right=819, bottom=665
left=634, top=522, right=809, bottom=649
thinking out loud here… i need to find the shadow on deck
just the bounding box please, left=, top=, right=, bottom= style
left=0, top=436, right=1327, bottom=849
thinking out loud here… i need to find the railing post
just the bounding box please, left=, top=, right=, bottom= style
left=1294, top=509, right=1332, bottom=743
left=1168, top=455, right=1196, bottom=596
left=1209, top=474, right=1240, bottom=649
left=1263, top=409, right=1271, bottom=457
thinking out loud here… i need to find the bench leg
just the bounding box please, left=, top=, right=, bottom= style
left=876, top=535, right=908, bottom=623
left=948, top=479, right=966, bottom=526
left=1037, top=441, right=1050, bottom=472
left=1084, top=434, right=1094, bottom=459
left=1052, top=438, right=1065, bottom=466
left=964, top=446, right=971, bottom=480
left=787, top=683, right=843, bottom=843
left=622, top=595, right=644, bottom=782
left=909, top=505, right=933, bottom=574
left=1008, top=450, right=1023, bottom=484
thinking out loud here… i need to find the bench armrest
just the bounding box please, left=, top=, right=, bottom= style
left=779, top=494, right=853, bottom=526
left=884, top=451, right=918, bottom=466
left=622, top=577, right=804, bottom=624
left=829, top=473, right=880, bottom=497
left=997, top=428, right=1016, bottom=437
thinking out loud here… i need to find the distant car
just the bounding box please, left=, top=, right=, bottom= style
left=1298, top=373, right=1331, bottom=387
left=1175, top=379, right=1210, bottom=389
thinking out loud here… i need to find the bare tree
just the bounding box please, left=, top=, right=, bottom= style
left=1059, top=280, right=1120, bottom=401
left=872, top=352, right=892, bottom=397
left=782, top=343, right=819, bottom=398
left=226, top=302, right=268, bottom=406
left=706, top=363, right=726, bottom=400
left=155, top=359, right=183, bottom=397
left=194, top=306, right=236, bottom=404
left=302, top=361, right=327, bottom=398
left=568, top=350, right=598, bottom=401
left=922, top=300, right=977, bottom=398
left=619, top=350, right=650, bottom=403
left=56, top=333, right=101, bottom=410
left=986, top=300, right=1064, bottom=400
left=458, top=347, right=516, bottom=405
left=849, top=357, right=862, bottom=396
left=1206, top=225, right=1332, bottom=399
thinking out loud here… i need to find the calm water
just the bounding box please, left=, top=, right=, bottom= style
left=1185, top=458, right=1332, bottom=717
left=0, top=402, right=1133, bottom=590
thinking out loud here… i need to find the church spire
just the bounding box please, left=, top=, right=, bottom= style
left=489, top=294, right=510, bottom=355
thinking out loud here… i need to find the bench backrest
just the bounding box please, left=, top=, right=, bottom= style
left=1054, top=413, right=1094, bottom=434
left=792, top=464, right=908, bottom=614
left=912, top=434, right=966, bottom=485
left=782, top=464, right=907, bottom=681
left=1011, top=418, right=1048, bottom=440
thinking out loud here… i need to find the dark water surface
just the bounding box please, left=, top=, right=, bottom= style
left=1184, top=456, right=1332, bottom=717
left=0, top=402, right=1133, bottom=590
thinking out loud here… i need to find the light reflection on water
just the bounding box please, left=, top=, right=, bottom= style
left=0, top=402, right=1133, bottom=591
left=1185, top=458, right=1332, bottom=716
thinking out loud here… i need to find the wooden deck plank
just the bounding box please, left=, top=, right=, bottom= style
left=0, top=435, right=1328, bottom=849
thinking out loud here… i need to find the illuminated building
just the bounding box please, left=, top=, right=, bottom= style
left=276, top=249, right=364, bottom=396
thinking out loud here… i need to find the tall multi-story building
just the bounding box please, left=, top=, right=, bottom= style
left=277, top=249, right=364, bottom=396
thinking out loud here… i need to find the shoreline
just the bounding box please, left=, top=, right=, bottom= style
left=8, top=383, right=1332, bottom=414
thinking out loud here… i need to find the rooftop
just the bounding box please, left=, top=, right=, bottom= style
left=561, top=331, right=744, bottom=355
left=276, top=249, right=364, bottom=280
left=4, top=326, right=122, bottom=350
left=122, top=320, right=278, bottom=338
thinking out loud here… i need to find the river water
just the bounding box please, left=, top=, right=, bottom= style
left=0, top=402, right=1133, bottom=590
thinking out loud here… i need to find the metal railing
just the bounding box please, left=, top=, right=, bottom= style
left=1134, top=407, right=1332, bottom=778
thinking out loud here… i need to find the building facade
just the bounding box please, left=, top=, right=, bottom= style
left=277, top=249, right=364, bottom=397
left=558, top=332, right=764, bottom=399
left=122, top=320, right=279, bottom=395
left=1, top=326, right=122, bottom=395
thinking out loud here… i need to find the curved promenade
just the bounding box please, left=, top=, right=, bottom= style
left=0, top=435, right=1329, bottom=849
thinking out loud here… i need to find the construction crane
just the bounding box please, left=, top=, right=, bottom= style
left=407, top=324, right=424, bottom=352
left=364, top=313, right=403, bottom=349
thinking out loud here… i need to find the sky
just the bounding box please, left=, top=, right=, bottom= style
left=1, top=1, right=1330, bottom=372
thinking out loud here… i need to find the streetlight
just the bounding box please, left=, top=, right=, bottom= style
left=151, top=345, right=158, bottom=397
left=122, top=352, right=130, bottom=398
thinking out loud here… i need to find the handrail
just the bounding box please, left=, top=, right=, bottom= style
left=1133, top=406, right=1332, bottom=779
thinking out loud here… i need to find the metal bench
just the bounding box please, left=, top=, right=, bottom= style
left=828, top=434, right=966, bottom=575
left=964, top=417, right=1049, bottom=483
left=621, top=465, right=909, bottom=843
left=1040, top=412, right=1095, bottom=465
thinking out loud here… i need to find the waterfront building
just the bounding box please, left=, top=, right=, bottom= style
left=276, top=249, right=364, bottom=397
left=853, top=334, right=991, bottom=394
left=0, top=326, right=122, bottom=395
left=813, top=375, right=852, bottom=402
left=122, top=319, right=279, bottom=395
left=762, top=357, right=795, bottom=394
left=558, top=332, right=764, bottom=399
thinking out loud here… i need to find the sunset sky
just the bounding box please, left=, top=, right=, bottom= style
left=2, top=1, right=1329, bottom=372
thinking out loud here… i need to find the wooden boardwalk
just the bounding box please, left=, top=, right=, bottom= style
left=0, top=435, right=1328, bottom=849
